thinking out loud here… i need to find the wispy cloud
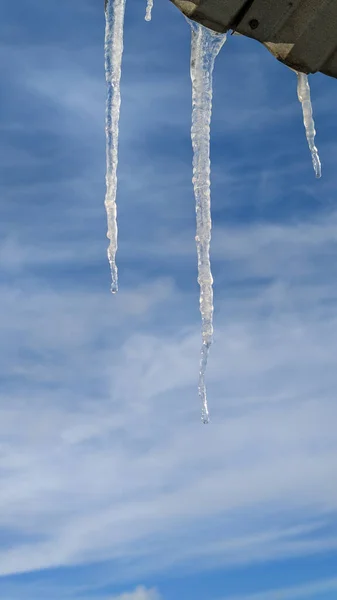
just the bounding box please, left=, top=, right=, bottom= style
left=1, top=235, right=337, bottom=578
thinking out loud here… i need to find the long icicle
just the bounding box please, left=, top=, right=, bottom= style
left=145, top=0, right=154, bottom=21
left=296, top=71, right=322, bottom=179
left=188, top=20, right=226, bottom=423
left=104, top=0, right=126, bottom=293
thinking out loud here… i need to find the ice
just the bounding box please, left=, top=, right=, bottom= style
left=104, top=0, right=126, bottom=293
left=296, top=71, right=322, bottom=179
left=145, top=0, right=153, bottom=21
left=188, top=20, right=227, bottom=423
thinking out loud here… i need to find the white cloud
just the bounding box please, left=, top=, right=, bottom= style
left=109, top=587, right=161, bottom=600
left=0, top=236, right=337, bottom=578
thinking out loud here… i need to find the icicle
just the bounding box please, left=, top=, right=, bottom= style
left=104, top=0, right=126, bottom=293
left=145, top=0, right=153, bottom=21
left=188, top=20, right=226, bottom=423
left=296, top=71, right=321, bottom=179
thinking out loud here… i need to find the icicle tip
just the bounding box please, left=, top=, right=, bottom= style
left=145, top=0, right=153, bottom=21
left=110, top=271, right=118, bottom=294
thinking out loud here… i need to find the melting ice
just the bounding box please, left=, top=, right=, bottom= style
left=188, top=20, right=226, bottom=423
left=104, top=0, right=126, bottom=293
left=145, top=0, right=154, bottom=21
left=296, top=71, right=321, bottom=178
left=103, top=2, right=323, bottom=423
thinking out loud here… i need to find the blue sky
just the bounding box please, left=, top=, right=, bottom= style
left=0, top=0, right=337, bottom=599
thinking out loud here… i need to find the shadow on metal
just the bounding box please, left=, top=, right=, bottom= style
left=169, top=0, right=337, bottom=79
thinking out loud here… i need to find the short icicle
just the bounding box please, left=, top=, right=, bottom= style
left=188, top=20, right=227, bottom=423
left=145, top=0, right=154, bottom=21
left=296, top=71, right=322, bottom=179
left=104, top=0, right=126, bottom=293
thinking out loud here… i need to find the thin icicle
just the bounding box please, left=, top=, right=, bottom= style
left=145, top=0, right=153, bottom=21
left=188, top=20, right=226, bottom=423
left=296, top=71, right=321, bottom=179
left=104, top=0, right=126, bottom=293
